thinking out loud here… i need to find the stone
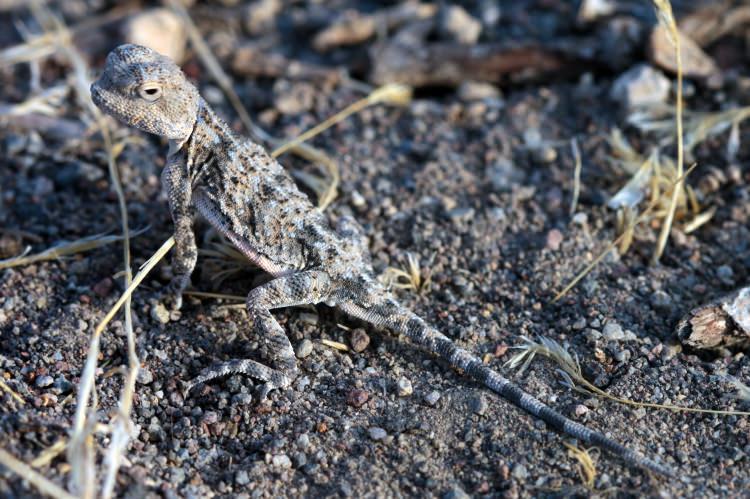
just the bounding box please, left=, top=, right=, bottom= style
left=602, top=321, right=625, bottom=341
left=151, top=303, right=170, bottom=324
left=649, top=25, right=720, bottom=83
left=440, top=5, right=482, bottom=44
left=349, top=328, right=370, bottom=353
left=397, top=376, right=413, bottom=397
left=424, top=391, right=441, bottom=406
left=123, top=9, right=187, bottom=64
left=296, top=339, right=314, bottom=359
left=368, top=427, right=387, bottom=441
left=610, top=64, right=670, bottom=110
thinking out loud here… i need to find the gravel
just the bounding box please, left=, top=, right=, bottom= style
left=2, top=2, right=749, bottom=498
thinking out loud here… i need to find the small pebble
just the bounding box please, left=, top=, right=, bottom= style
left=574, top=404, right=589, bottom=417
left=368, top=427, right=387, bottom=441
left=346, top=389, right=369, bottom=407
left=471, top=395, right=488, bottom=415
left=350, top=328, right=370, bottom=353
left=296, top=339, right=314, bottom=359
left=151, top=303, right=170, bottom=324
left=235, top=470, right=250, bottom=486
left=512, top=463, right=528, bottom=481
left=546, top=229, right=563, bottom=251
left=35, top=375, right=53, bottom=388
left=137, top=368, right=154, bottom=385
left=202, top=411, right=219, bottom=425
left=397, top=376, right=413, bottom=397
left=602, top=321, right=625, bottom=341
left=272, top=454, right=292, bottom=468
left=424, top=391, right=441, bottom=406
left=650, top=290, right=672, bottom=311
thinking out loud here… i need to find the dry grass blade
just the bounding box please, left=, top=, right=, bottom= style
left=93, top=237, right=175, bottom=337
left=569, top=137, right=582, bottom=215
left=0, top=448, right=77, bottom=499
left=27, top=3, right=139, bottom=496
left=381, top=252, right=432, bottom=294
left=0, top=232, right=138, bottom=270
left=31, top=439, right=67, bottom=468
left=651, top=0, right=683, bottom=264
left=554, top=164, right=698, bottom=302
left=563, top=443, right=597, bottom=489
left=628, top=105, right=750, bottom=154
left=507, top=336, right=750, bottom=415
left=272, top=83, right=412, bottom=157
left=321, top=339, right=349, bottom=351
left=0, top=377, right=24, bottom=405
left=183, top=290, right=246, bottom=301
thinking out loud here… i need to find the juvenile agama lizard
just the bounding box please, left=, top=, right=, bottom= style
left=91, top=44, right=674, bottom=477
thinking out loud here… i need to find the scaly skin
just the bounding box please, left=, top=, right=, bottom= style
left=91, top=44, right=675, bottom=477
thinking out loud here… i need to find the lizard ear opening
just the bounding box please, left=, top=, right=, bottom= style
left=138, top=84, right=162, bottom=102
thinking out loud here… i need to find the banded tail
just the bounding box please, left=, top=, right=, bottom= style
left=338, top=294, right=675, bottom=477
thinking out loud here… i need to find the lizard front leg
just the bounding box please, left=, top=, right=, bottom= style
left=188, top=270, right=333, bottom=399
left=161, top=153, right=197, bottom=310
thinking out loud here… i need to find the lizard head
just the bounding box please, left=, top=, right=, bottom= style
left=91, top=44, right=199, bottom=141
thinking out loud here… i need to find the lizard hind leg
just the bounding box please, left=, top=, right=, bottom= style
left=187, top=270, right=333, bottom=399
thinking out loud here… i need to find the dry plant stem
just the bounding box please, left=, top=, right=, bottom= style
left=570, top=137, right=582, bottom=215
left=183, top=290, right=246, bottom=301
left=321, top=339, right=349, bottom=351
left=653, top=0, right=684, bottom=264
left=513, top=337, right=750, bottom=416
left=272, top=83, right=412, bottom=157
left=27, top=4, right=138, bottom=497
left=0, top=449, right=78, bottom=499
left=554, top=165, right=696, bottom=302
left=563, top=443, right=596, bottom=489
left=94, top=237, right=175, bottom=336
left=0, top=377, right=24, bottom=404
left=0, top=233, right=131, bottom=270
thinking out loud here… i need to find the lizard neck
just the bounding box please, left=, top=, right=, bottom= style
left=178, top=98, right=231, bottom=172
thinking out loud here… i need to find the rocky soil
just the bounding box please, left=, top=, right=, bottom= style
left=1, top=1, right=750, bottom=497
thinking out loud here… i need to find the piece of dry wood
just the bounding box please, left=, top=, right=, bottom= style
left=679, top=3, right=750, bottom=47
left=677, top=288, right=750, bottom=350
left=370, top=40, right=574, bottom=87
left=312, top=2, right=437, bottom=52
left=231, top=44, right=340, bottom=84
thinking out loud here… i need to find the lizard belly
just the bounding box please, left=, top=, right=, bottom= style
left=193, top=190, right=298, bottom=276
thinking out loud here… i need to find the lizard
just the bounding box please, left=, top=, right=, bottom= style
left=90, top=43, right=675, bottom=478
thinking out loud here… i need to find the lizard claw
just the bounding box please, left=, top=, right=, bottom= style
left=159, top=274, right=190, bottom=310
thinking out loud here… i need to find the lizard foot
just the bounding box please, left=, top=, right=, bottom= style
left=185, top=358, right=292, bottom=399
left=158, top=274, right=191, bottom=311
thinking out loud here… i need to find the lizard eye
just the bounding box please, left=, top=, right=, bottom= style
left=138, top=84, right=162, bottom=102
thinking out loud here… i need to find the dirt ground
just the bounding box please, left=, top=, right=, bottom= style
left=2, top=1, right=750, bottom=497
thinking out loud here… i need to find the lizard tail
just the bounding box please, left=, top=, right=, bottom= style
left=337, top=297, right=675, bottom=478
